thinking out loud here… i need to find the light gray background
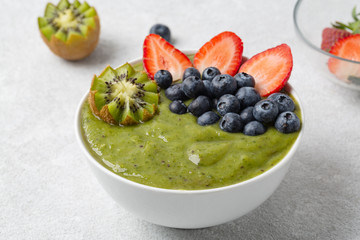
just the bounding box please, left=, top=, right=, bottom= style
left=1, top=0, right=360, bottom=239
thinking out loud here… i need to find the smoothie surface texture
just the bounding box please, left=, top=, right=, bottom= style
left=80, top=62, right=301, bottom=190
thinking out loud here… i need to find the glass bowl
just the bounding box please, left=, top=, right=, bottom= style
left=293, top=0, right=360, bottom=90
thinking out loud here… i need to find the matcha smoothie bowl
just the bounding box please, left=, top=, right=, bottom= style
left=75, top=32, right=303, bottom=228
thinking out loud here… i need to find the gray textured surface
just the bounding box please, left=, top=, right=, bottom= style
left=1, top=0, right=360, bottom=239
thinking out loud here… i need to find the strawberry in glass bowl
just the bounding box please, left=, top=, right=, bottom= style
left=294, top=0, right=360, bottom=90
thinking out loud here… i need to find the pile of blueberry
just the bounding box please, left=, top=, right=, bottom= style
left=154, top=67, right=300, bottom=135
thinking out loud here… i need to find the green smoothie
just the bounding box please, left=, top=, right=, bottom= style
left=80, top=62, right=301, bottom=190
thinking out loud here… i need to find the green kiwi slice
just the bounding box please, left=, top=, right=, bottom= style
left=89, top=63, right=159, bottom=126
left=38, top=0, right=97, bottom=41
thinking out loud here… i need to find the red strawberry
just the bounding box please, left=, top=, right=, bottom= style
left=240, top=56, right=249, bottom=67
left=328, top=34, right=360, bottom=81
left=193, top=31, right=243, bottom=76
left=321, top=28, right=351, bottom=52
left=143, top=34, right=192, bottom=81
left=239, top=44, right=293, bottom=97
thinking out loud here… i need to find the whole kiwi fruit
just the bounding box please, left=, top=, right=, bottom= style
left=38, top=0, right=100, bottom=60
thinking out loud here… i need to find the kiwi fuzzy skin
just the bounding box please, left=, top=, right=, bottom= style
left=40, top=15, right=100, bottom=60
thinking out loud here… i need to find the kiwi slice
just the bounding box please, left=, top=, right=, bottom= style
left=89, top=63, right=160, bottom=126
left=38, top=0, right=100, bottom=60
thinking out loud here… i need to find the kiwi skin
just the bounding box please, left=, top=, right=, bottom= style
left=39, top=3, right=100, bottom=60
left=88, top=65, right=159, bottom=126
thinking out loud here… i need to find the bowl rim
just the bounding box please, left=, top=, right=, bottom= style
left=293, top=0, right=360, bottom=64
left=75, top=50, right=305, bottom=194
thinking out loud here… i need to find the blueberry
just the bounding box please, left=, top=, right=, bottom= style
left=243, top=121, right=266, bottom=136
left=253, top=100, right=279, bottom=123
left=212, top=98, right=218, bottom=110
left=217, top=94, right=241, bottom=116
left=165, top=83, right=187, bottom=101
left=154, top=70, right=173, bottom=89
left=235, top=87, right=261, bottom=108
left=202, top=67, right=221, bottom=81
left=219, top=113, right=243, bottom=133
left=234, top=72, right=255, bottom=88
left=268, top=93, right=295, bottom=113
left=239, top=106, right=255, bottom=124
left=197, top=111, right=220, bottom=126
left=149, top=24, right=171, bottom=42
left=188, top=95, right=212, bottom=117
left=182, top=76, right=205, bottom=98
left=183, top=67, right=201, bottom=80
left=275, top=111, right=301, bottom=134
left=169, top=100, right=187, bottom=114
left=203, top=80, right=214, bottom=98
left=211, top=74, right=237, bottom=98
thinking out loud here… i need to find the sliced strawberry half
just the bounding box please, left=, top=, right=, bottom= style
left=239, top=44, right=293, bottom=97
left=193, top=31, right=243, bottom=76
left=328, top=34, right=360, bottom=81
left=143, top=34, right=192, bottom=81
left=321, top=28, right=351, bottom=52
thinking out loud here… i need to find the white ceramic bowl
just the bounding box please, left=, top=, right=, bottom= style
left=75, top=53, right=304, bottom=229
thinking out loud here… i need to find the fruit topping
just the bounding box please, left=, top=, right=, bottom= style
left=219, top=113, right=243, bottom=133
left=268, top=93, right=295, bottom=113
left=239, top=106, right=255, bottom=124
left=194, top=31, right=243, bottom=76
left=202, top=80, right=214, bottom=98
left=234, top=72, right=255, bottom=88
left=197, top=111, right=220, bottom=126
left=165, top=83, right=188, bottom=101
left=183, top=67, right=201, bottom=80
left=235, top=87, right=261, bottom=108
left=202, top=67, right=221, bottom=81
left=275, top=112, right=301, bottom=134
left=182, top=76, right=206, bottom=98
left=169, top=100, right=187, bottom=115
left=188, top=96, right=212, bottom=117
left=240, top=56, right=249, bottom=67
left=211, top=74, right=237, bottom=98
left=239, top=44, right=293, bottom=97
left=243, top=121, right=267, bottom=136
left=216, top=94, right=240, bottom=116
left=88, top=63, right=159, bottom=125
left=143, top=34, right=192, bottom=81
left=212, top=98, right=218, bottom=110
left=155, top=42, right=299, bottom=135
left=253, top=100, right=279, bottom=123
left=151, top=38, right=299, bottom=135
left=328, top=34, right=360, bottom=80
left=154, top=70, right=173, bottom=89
left=149, top=23, right=171, bottom=42
left=38, top=0, right=100, bottom=60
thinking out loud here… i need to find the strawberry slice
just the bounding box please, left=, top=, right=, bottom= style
left=239, top=44, right=293, bottom=97
left=328, top=34, right=360, bottom=81
left=321, top=28, right=351, bottom=52
left=143, top=34, right=192, bottom=81
left=193, top=31, right=243, bottom=76
left=240, top=56, right=249, bottom=67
